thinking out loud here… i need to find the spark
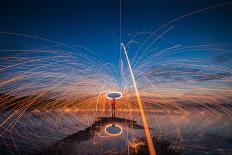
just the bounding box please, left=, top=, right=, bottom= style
left=121, top=43, right=156, bottom=155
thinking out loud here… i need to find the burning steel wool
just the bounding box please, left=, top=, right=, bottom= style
left=0, top=0, right=232, bottom=155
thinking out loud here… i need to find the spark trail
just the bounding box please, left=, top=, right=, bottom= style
left=121, top=43, right=156, bottom=155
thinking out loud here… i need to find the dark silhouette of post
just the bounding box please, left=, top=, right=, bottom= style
left=111, top=98, right=116, bottom=118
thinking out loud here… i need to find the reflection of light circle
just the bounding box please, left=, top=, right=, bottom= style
left=105, top=124, right=122, bottom=136
left=106, top=91, right=122, bottom=100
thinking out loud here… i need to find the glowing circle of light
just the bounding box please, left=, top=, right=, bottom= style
left=104, top=124, right=122, bottom=137
left=106, top=91, right=122, bottom=100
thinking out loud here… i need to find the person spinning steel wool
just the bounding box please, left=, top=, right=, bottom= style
left=106, top=91, right=122, bottom=118
left=111, top=98, right=116, bottom=118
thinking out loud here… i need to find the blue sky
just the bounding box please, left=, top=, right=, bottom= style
left=0, top=0, right=232, bottom=98
left=0, top=0, right=232, bottom=66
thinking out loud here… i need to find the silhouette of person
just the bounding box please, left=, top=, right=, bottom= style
left=111, top=98, right=115, bottom=118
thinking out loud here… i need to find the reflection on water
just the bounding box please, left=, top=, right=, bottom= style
left=33, top=117, right=146, bottom=154
left=0, top=110, right=231, bottom=154
left=33, top=116, right=179, bottom=155
left=105, top=124, right=122, bottom=136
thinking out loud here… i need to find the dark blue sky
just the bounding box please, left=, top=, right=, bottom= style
left=0, top=0, right=232, bottom=66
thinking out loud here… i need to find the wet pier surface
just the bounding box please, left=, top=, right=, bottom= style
left=33, top=117, right=180, bottom=155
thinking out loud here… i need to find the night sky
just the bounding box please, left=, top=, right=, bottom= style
left=0, top=0, right=232, bottom=66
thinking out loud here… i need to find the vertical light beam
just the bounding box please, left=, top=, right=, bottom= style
left=121, top=43, right=156, bottom=155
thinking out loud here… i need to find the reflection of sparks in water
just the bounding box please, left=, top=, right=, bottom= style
left=104, top=124, right=123, bottom=137
left=129, top=139, right=146, bottom=153
left=0, top=1, right=232, bottom=154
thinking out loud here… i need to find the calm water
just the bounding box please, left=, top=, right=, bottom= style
left=0, top=109, right=231, bottom=154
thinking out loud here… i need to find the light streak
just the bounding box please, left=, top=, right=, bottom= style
left=121, top=43, right=156, bottom=155
left=0, top=2, right=231, bottom=152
